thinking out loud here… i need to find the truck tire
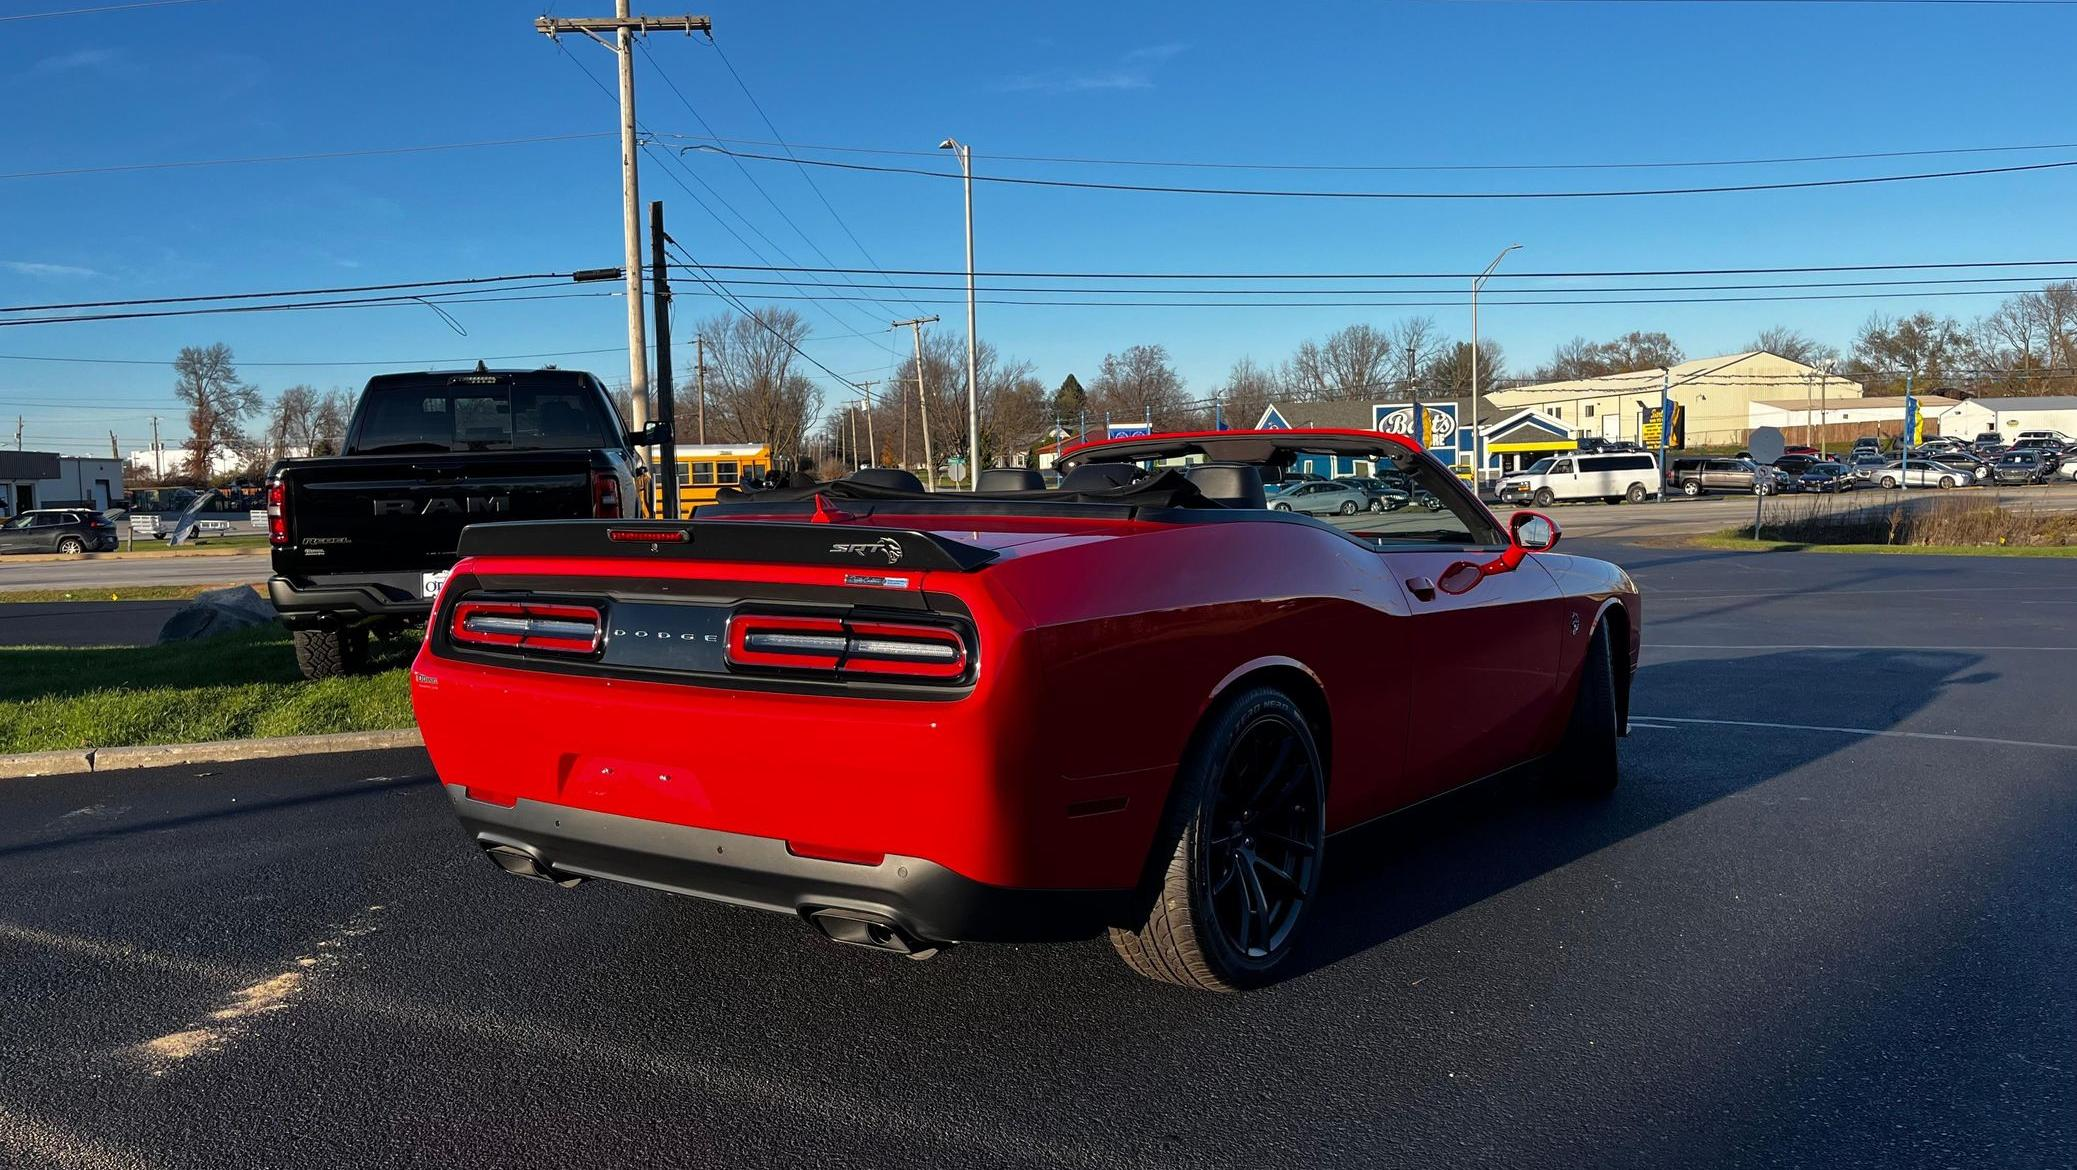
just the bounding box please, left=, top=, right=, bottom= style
left=1110, top=687, right=1326, bottom=992
left=1682, top=480, right=1702, bottom=497
left=1547, top=621, right=1620, bottom=797
left=293, top=627, right=367, bottom=680
left=1532, top=487, right=1555, bottom=507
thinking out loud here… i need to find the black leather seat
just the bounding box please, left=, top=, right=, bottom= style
left=845, top=468, right=925, bottom=492
left=1185, top=462, right=1268, bottom=509
left=976, top=468, right=1046, bottom=492
left=1059, top=463, right=1148, bottom=492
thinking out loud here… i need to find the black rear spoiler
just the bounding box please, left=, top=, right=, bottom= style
left=455, top=519, right=999, bottom=573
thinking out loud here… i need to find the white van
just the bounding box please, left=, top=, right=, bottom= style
left=1499, top=451, right=1662, bottom=506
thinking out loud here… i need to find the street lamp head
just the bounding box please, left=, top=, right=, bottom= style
left=938, top=138, right=958, bottom=150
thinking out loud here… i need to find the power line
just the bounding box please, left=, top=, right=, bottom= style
left=693, top=143, right=2077, bottom=200
left=1, top=0, right=210, bottom=21
left=1, top=288, right=617, bottom=328
left=0, top=272, right=574, bottom=314
left=661, top=285, right=2064, bottom=310
left=667, top=240, right=861, bottom=393
left=654, top=132, right=2077, bottom=175
left=674, top=258, right=2077, bottom=280
left=699, top=40, right=932, bottom=318
left=680, top=272, right=2077, bottom=296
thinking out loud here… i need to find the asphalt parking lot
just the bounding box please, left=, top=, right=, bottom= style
left=0, top=601, right=186, bottom=647
left=3, top=539, right=2073, bottom=1168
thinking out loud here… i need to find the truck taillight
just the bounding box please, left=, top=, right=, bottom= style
left=726, top=613, right=970, bottom=683
left=450, top=601, right=603, bottom=655
left=592, top=471, right=621, bottom=517
left=267, top=479, right=288, bottom=546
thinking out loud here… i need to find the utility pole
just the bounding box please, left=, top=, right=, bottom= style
left=1470, top=244, right=1522, bottom=492
left=13, top=415, right=21, bottom=451
left=535, top=5, right=712, bottom=433
left=939, top=138, right=979, bottom=487
left=857, top=380, right=878, bottom=468
left=109, top=431, right=118, bottom=460
left=891, top=316, right=940, bottom=491
left=151, top=416, right=162, bottom=479
left=649, top=200, right=679, bottom=518
left=694, top=335, right=707, bottom=444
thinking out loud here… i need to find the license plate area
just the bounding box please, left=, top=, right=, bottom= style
left=422, top=570, right=451, bottom=598
left=599, top=601, right=731, bottom=672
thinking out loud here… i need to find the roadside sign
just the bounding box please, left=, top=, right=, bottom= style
left=1749, top=425, right=1786, bottom=465
left=1106, top=423, right=1152, bottom=439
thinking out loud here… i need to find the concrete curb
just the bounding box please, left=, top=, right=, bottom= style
left=0, top=728, right=425, bottom=779
left=1, top=546, right=266, bottom=565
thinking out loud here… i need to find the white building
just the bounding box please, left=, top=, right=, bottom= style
left=1935, top=396, right=2077, bottom=442
left=1488, top=351, right=1865, bottom=449
left=0, top=451, right=124, bottom=515
left=1747, top=395, right=1963, bottom=445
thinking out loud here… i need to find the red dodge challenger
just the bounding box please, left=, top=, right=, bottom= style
left=410, top=429, right=1640, bottom=990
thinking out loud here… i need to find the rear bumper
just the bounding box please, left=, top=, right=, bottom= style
left=268, top=572, right=432, bottom=627
left=445, top=786, right=1133, bottom=944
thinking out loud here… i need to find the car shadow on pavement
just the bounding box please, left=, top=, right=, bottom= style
left=1284, top=646, right=1988, bottom=983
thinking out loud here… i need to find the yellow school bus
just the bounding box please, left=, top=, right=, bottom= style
left=652, top=443, right=772, bottom=514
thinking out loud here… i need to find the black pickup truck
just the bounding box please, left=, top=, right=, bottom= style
left=267, top=367, right=650, bottom=678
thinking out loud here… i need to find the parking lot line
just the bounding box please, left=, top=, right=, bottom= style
left=1631, top=715, right=2077, bottom=753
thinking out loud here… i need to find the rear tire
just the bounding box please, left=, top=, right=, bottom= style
left=1625, top=482, right=1648, bottom=503
left=292, top=626, right=368, bottom=680
left=1682, top=480, right=1702, bottom=497
left=1110, top=687, right=1326, bottom=992
left=1532, top=487, right=1555, bottom=507
left=1547, top=622, right=1620, bottom=798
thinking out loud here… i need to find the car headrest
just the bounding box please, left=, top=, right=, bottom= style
left=1059, top=463, right=1148, bottom=492
left=844, top=467, right=924, bottom=492
left=976, top=467, right=1046, bottom=492
left=1184, top=462, right=1267, bottom=509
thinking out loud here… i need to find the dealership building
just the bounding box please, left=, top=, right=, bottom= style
left=1933, top=396, right=2077, bottom=441
left=1486, top=351, right=1866, bottom=451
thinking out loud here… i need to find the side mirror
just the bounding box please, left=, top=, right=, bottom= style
left=1510, top=510, right=1560, bottom=552
left=636, top=421, right=666, bottom=446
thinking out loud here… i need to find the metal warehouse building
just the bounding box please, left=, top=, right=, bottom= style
left=1487, top=351, right=1865, bottom=450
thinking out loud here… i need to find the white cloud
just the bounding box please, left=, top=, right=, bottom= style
left=30, top=48, right=121, bottom=76
left=1, top=261, right=103, bottom=279
left=1000, top=43, right=1188, bottom=94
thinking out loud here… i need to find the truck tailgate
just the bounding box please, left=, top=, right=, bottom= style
left=280, top=452, right=596, bottom=574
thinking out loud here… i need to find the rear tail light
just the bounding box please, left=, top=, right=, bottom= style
left=592, top=471, right=621, bottom=517
left=450, top=600, right=603, bottom=655
left=727, top=613, right=970, bottom=683
left=266, top=479, right=288, bottom=546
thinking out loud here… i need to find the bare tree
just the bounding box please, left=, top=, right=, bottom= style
left=1281, top=323, right=1402, bottom=399
left=692, top=308, right=825, bottom=463
left=1536, top=332, right=1684, bottom=381
left=172, top=343, right=261, bottom=481
left=1848, top=312, right=1971, bottom=393
left=265, top=384, right=320, bottom=462
left=1972, top=282, right=2077, bottom=393
left=310, top=389, right=353, bottom=456
left=1216, top=356, right=1280, bottom=428
left=1423, top=339, right=1505, bottom=396
left=1746, top=326, right=1834, bottom=367
left=1089, top=344, right=1187, bottom=426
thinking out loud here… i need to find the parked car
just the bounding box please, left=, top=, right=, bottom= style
left=2010, top=438, right=2069, bottom=472
left=1989, top=450, right=2051, bottom=485
left=1334, top=475, right=1411, bottom=511
left=1268, top=480, right=1371, bottom=515
left=1772, top=454, right=1822, bottom=476
left=1667, top=457, right=1779, bottom=497
left=1782, top=445, right=1819, bottom=458
left=1852, top=436, right=1883, bottom=454
left=1794, top=463, right=1855, bottom=493
left=410, top=426, right=1640, bottom=991
left=1844, top=451, right=1890, bottom=482
left=2016, top=429, right=2075, bottom=445
left=0, top=508, right=119, bottom=554
left=1914, top=446, right=1992, bottom=482
left=1972, top=432, right=2006, bottom=450
left=266, top=366, right=654, bottom=679
left=1870, top=462, right=1965, bottom=489
left=1497, top=450, right=1661, bottom=506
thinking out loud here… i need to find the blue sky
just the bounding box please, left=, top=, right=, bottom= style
left=4, top=0, right=2077, bottom=455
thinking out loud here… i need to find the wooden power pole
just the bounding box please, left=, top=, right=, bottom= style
left=891, top=316, right=939, bottom=490
left=534, top=4, right=711, bottom=433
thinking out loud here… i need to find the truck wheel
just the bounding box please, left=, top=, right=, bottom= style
left=292, top=627, right=367, bottom=680
left=1532, top=488, right=1555, bottom=507
left=1682, top=480, right=1702, bottom=497
left=1547, top=621, right=1620, bottom=797
left=1110, top=687, right=1326, bottom=992
left=1625, top=482, right=1648, bottom=503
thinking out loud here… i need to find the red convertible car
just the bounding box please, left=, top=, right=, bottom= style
left=410, top=429, right=1639, bottom=991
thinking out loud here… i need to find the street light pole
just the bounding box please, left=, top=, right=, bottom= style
left=1470, top=243, right=1522, bottom=492
left=892, top=316, right=940, bottom=491
left=858, top=380, right=878, bottom=468
left=941, top=137, right=979, bottom=489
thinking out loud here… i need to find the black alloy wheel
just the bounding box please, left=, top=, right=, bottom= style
left=1201, top=713, right=1324, bottom=964
left=1110, top=688, right=1327, bottom=991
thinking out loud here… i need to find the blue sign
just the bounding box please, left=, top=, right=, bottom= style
left=1255, top=405, right=1291, bottom=430
left=1106, top=423, right=1152, bottom=439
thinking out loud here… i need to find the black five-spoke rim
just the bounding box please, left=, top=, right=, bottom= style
left=1203, top=715, right=1321, bottom=961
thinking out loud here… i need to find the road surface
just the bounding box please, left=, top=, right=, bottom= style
left=0, top=600, right=187, bottom=647
left=0, top=550, right=269, bottom=592
left=2, top=541, right=2070, bottom=1167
